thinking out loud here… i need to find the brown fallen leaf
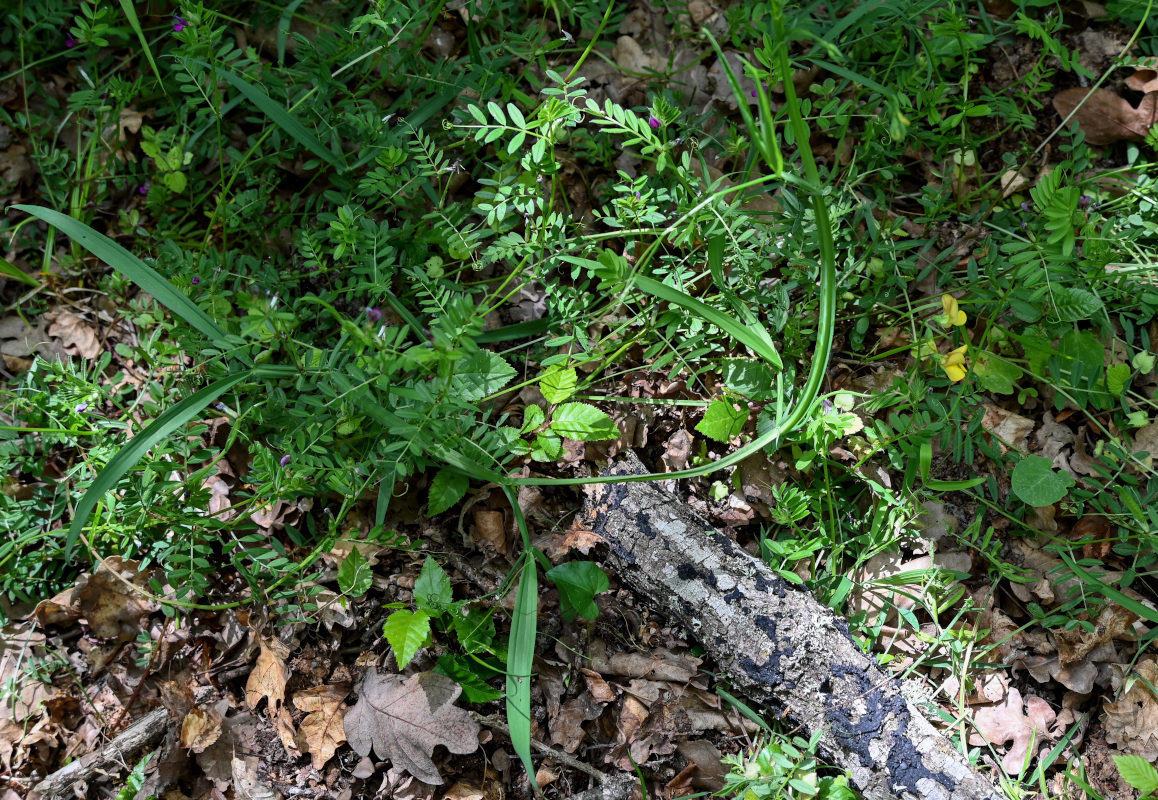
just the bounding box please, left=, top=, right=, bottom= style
left=1126, top=59, right=1158, bottom=93
left=968, top=687, right=1056, bottom=775
left=180, top=707, right=223, bottom=753
left=46, top=310, right=101, bottom=359
left=1103, top=658, right=1158, bottom=760
left=344, top=669, right=480, bottom=784
left=72, top=558, right=155, bottom=641
left=245, top=638, right=290, bottom=717
left=293, top=683, right=349, bottom=769
left=1053, top=88, right=1158, bottom=146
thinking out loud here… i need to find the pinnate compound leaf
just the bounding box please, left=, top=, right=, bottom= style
left=1011, top=454, right=1075, bottom=507
left=550, top=402, right=619, bottom=441
left=546, top=561, right=609, bottom=622
left=338, top=547, right=372, bottom=597
left=1114, top=754, right=1158, bottom=795
left=294, top=684, right=349, bottom=769
left=450, top=349, right=517, bottom=402
left=696, top=398, right=749, bottom=442
left=344, top=669, right=480, bottom=784
left=245, top=638, right=290, bottom=716
left=382, top=609, right=431, bottom=670
left=540, top=365, right=578, bottom=404
left=428, top=467, right=468, bottom=516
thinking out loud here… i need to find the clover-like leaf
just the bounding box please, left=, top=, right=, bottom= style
left=1011, top=454, right=1075, bottom=507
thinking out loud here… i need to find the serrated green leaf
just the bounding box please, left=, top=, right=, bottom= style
left=1052, top=287, right=1103, bottom=322
left=414, top=556, right=453, bottom=615
left=520, top=403, right=545, bottom=433
left=1107, top=363, right=1131, bottom=396
left=428, top=467, right=468, bottom=516
left=450, top=349, right=516, bottom=402
left=337, top=546, right=372, bottom=597
left=436, top=654, right=502, bottom=703
left=382, top=609, right=430, bottom=670
left=1114, top=755, right=1158, bottom=794
left=696, top=399, right=749, bottom=442
left=546, top=561, right=609, bottom=623
left=550, top=403, right=619, bottom=441
left=451, top=606, right=496, bottom=653
left=1011, top=455, right=1075, bottom=507
left=531, top=430, right=564, bottom=461
left=539, top=365, right=578, bottom=404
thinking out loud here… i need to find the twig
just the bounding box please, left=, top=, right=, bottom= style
left=470, top=712, right=608, bottom=782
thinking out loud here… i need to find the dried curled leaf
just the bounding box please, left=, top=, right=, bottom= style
left=968, top=687, right=1056, bottom=775
left=293, top=683, right=350, bottom=769
left=1052, top=88, right=1158, bottom=146
left=245, top=638, right=290, bottom=717
left=1104, top=659, right=1158, bottom=761
left=344, top=669, right=479, bottom=784
left=180, top=707, right=223, bottom=753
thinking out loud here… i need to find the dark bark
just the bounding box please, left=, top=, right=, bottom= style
left=580, top=454, right=1001, bottom=800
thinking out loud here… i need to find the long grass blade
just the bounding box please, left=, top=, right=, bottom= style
left=65, top=372, right=251, bottom=558
left=14, top=205, right=228, bottom=344
left=201, top=61, right=343, bottom=169
left=506, top=553, right=538, bottom=789
left=116, top=0, right=165, bottom=89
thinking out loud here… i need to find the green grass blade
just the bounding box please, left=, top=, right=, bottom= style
left=1061, top=553, right=1158, bottom=625
left=506, top=553, right=538, bottom=789
left=0, top=255, right=38, bottom=287
left=116, top=0, right=165, bottom=89
left=200, top=61, right=343, bottom=169
left=65, top=372, right=251, bottom=559
left=14, top=205, right=228, bottom=344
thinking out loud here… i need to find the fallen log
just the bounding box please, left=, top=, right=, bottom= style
left=580, top=454, right=1001, bottom=800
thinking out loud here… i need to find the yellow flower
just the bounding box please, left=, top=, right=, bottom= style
left=940, top=345, right=969, bottom=382
left=941, top=294, right=967, bottom=326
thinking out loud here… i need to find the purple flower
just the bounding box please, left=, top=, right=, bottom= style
left=648, top=115, right=661, bottom=129
left=191, top=277, right=200, bottom=285
left=173, top=15, right=188, bottom=32
left=74, top=402, right=88, bottom=413
left=138, top=181, right=151, bottom=195
left=1021, top=200, right=1032, bottom=212
left=1079, top=194, right=1092, bottom=210
left=65, top=35, right=78, bottom=48
left=365, top=307, right=383, bottom=323
left=279, top=454, right=291, bottom=467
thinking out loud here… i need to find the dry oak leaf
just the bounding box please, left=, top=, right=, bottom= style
left=293, top=683, right=350, bottom=770
left=45, top=310, right=101, bottom=359
left=1053, top=88, right=1158, bottom=146
left=180, top=707, right=223, bottom=753
left=1103, top=658, right=1158, bottom=761
left=245, top=638, right=290, bottom=717
left=968, top=687, right=1056, bottom=775
left=344, top=668, right=480, bottom=785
